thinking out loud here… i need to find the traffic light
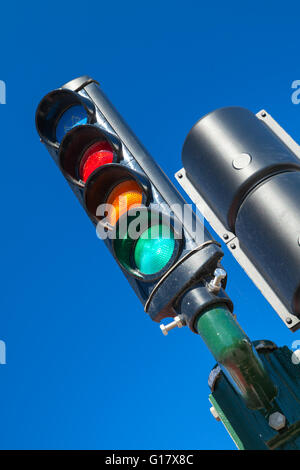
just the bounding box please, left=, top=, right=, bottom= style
left=36, top=76, right=300, bottom=450
left=177, top=107, right=300, bottom=332
left=35, top=75, right=234, bottom=326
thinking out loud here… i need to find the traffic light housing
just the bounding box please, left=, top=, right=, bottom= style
left=178, top=107, right=300, bottom=332
left=35, top=75, right=233, bottom=328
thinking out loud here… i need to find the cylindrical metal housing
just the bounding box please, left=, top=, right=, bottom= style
left=182, top=107, right=300, bottom=317
left=236, top=172, right=300, bottom=315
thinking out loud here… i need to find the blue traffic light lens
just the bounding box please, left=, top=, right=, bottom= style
left=134, top=225, right=175, bottom=275
left=56, top=105, right=88, bottom=143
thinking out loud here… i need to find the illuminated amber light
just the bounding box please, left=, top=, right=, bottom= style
left=106, top=180, right=143, bottom=225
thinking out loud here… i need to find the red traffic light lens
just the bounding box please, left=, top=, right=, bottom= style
left=79, top=141, right=114, bottom=182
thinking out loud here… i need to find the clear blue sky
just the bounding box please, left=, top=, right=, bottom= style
left=0, top=0, right=300, bottom=450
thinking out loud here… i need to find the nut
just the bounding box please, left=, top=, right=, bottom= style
left=269, top=412, right=286, bottom=431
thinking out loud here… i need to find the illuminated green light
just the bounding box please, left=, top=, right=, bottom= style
left=134, top=225, right=175, bottom=275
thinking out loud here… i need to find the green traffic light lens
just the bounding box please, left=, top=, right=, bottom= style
left=113, top=209, right=181, bottom=280
left=134, top=225, right=175, bottom=275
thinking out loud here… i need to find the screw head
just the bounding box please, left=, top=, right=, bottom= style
left=210, top=406, right=220, bottom=421
left=230, top=243, right=236, bottom=250
left=232, top=153, right=252, bottom=170
left=269, top=412, right=286, bottom=431
left=292, top=349, right=300, bottom=365
left=214, top=268, right=226, bottom=278
left=286, top=317, right=292, bottom=325
left=160, top=324, right=168, bottom=336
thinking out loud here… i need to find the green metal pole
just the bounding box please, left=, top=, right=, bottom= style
left=196, top=306, right=277, bottom=410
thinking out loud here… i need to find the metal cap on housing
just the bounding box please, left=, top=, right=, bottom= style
left=181, top=107, right=300, bottom=325
left=182, top=106, right=300, bottom=233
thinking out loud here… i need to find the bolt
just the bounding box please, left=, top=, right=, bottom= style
left=286, top=317, right=292, bottom=325
left=208, top=268, right=227, bottom=293
left=210, top=406, right=220, bottom=421
left=291, top=349, right=300, bottom=365
left=177, top=173, right=183, bottom=179
left=269, top=412, right=286, bottom=431
left=230, top=243, right=236, bottom=250
left=160, top=316, right=185, bottom=336
left=103, top=222, right=114, bottom=232
left=261, top=112, right=267, bottom=118
left=223, top=234, right=229, bottom=240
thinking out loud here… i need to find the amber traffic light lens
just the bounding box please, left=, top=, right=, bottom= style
left=106, top=180, right=143, bottom=225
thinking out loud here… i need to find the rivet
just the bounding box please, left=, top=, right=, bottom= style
left=232, top=153, right=252, bottom=170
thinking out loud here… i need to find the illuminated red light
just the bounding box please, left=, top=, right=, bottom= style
left=80, top=141, right=114, bottom=182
